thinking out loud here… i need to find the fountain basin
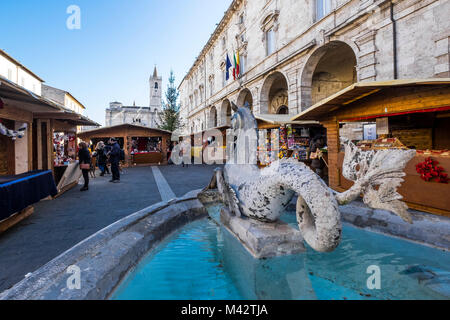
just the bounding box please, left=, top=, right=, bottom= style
left=1, top=188, right=448, bottom=300
left=0, top=190, right=207, bottom=300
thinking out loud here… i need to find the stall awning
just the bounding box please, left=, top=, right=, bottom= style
left=33, top=99, right=100, bottom=126
left=77, top=124, right=172, bottom=139
left=0, top=75, right=99, bottom=126
left=291, top=79, right=450, bottom=121
left=0, top=76, right=60, bottom=113
left=255, top=114, right=319, bottom=125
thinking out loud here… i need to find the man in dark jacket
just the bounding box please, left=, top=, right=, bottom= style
left=108, top=138, right=121, bottom=183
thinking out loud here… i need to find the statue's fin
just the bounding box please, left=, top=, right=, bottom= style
left=336, top=138, right=416, bottom=223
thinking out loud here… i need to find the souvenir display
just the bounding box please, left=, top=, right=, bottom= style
left=53, top=132, right=76, bottom=166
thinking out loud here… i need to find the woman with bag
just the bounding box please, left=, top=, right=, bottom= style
left=78, top=141, right=91, bottom=191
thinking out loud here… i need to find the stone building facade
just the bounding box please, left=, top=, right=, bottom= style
left=105, top=67, right=162, bottom=128
left=178, top=0, right=450, bottom=135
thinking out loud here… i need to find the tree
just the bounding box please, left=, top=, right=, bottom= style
left=157, top=70, right=183, bottom=132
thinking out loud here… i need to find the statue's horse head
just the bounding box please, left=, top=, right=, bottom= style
left=227, top=102, right=259, bottom=166
left=229, top=102, right=257, bottom=133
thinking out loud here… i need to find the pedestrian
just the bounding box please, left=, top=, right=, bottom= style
left=107, top=138, right=121, bottom=183
left=78, top=141, right=91, bottom=191
left=180, top=142, right=187, bottom=168
left=104, top=142, right=112, bottom=175
left=309, top=135, right=326, bottom=178
left=94, top=141, right=108, bottom=176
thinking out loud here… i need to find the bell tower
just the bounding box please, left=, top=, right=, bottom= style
left=149, top=66, right=162, bottom=111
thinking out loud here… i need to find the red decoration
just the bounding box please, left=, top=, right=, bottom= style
left=416, top=157, right=449, bottom=184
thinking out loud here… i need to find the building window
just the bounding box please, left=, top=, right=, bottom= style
left=266, top=28, right=275, bottom=56
left=154, top=82, right=158, bottom=89
left=239, top=13, right=244, bottom=25
left=241, top=55, right=247, bottom=75
left=209, top=77, right=215, bottom=97
left=316, top=0, right=331, bottom=21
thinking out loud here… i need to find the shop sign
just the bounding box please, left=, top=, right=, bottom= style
left=376, top=117, right=389, bottom=135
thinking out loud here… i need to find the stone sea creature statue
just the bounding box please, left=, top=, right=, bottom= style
left=205, top=102, right=416, bottom=253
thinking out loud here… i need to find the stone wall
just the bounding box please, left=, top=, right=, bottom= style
left=179, top=0, right=449, bottom=135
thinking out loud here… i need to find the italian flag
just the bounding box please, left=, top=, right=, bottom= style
left=233, top=50, right=240, bottom=80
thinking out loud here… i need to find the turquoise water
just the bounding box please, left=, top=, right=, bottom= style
left=112, top=206, right=450, bottom=300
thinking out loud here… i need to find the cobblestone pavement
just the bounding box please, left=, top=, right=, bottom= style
left=0, top=164, right=220, bottom=292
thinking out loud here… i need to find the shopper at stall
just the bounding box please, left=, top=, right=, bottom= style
left=309, top=135, right=326, bottom=178
left=94, top=141, right=108, bottom=176
left=78, top=141, right=91, bottom=192
left=107, top=138, right=121, bottom=183
left=104, top=142, right=112, bottom=175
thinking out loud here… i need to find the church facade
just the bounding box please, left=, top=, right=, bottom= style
left=105, top=67, right=163, bottom=128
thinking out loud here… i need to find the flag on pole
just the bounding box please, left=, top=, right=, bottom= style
left=225, top=54, right=232, bottom=81
left=233, top=52, right=237, bottom=80
left=236, top=50, right=240, bottom=77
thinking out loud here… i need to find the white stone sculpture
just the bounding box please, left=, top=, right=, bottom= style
left=206, top=103, right=416, bottom=253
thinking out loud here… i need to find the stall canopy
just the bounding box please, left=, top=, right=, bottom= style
left=291, top=79, right=450, bottom=121
left=78, top=124, right=172, bottom=138
left=33, top=101, right=100, bottom=127
left=256, top=114, right=318, bottom=125
left=0, top=76, right=60, bottom=113
left=0, top=75, right=99, bottom=126
left=78, top=124, right=172, bottom=165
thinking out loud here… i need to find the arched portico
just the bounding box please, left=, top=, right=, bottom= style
left=220, top=99, right=232, bottom=126
left=260, top=71, right=289, bottom=114
left=300, top=41, right=357, bottom=110
left=209, top=106, right=218, bottom=128
left=236, top=88, right=253, bottom=110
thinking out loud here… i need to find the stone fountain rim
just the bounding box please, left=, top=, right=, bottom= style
left=0, top=189, right=208, bottom=300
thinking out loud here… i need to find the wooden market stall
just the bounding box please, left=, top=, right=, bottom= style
left=292, top=79, right=450, bottom=217
left=33, top=106, right=100, bottom=193
left=181, top=125, right=230, bottom=164
left=0, top=77, right=60, bottom=231
left=255, top=114, right=329, bottom=178
left=78, top=124, right=172, bottom=167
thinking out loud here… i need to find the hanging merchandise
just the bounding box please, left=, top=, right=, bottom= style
left=53, top=132, right=76, bottom=166
left=279, top=126, right=288, bottom=159
left=0, top=121, right=27, bottom=140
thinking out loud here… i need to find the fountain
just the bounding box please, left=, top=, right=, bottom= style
left=201, top=102, right=416, bottom=256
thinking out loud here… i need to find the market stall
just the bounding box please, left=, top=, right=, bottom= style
left=0, top=76, right=62, bottom=231
left=292, top=79, right=450, bottom=217
left=131, top=136, right=163, bottom=164
left=255, top=115, right=328, bottom=178
left=78, top=124, right=171, bottom=167
left=53, top=131, right=77, bottom=185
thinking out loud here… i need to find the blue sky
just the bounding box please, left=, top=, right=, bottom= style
left=0, top=0, right=230, bottom=124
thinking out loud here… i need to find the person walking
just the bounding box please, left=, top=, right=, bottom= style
left=94, top=141, right=108, bottom=176
left=78, top=141, right=91, bottom=191
left=104, top=142, right=112, bottom=175
left=108, top=138, right=121, bottom=183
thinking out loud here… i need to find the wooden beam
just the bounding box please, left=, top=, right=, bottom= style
left=34, top=113, right=80, bottom=120
left=0, top=206, right=34, bottom=233
left=0, top=103, right=33, bottom=123
left=28, top=121, right=33, bottom=171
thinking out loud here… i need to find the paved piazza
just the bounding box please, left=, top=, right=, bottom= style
left=0, top=165, right=221, bottom=292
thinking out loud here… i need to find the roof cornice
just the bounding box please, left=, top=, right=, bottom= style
left=178, top=0, right=242, bottom=89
